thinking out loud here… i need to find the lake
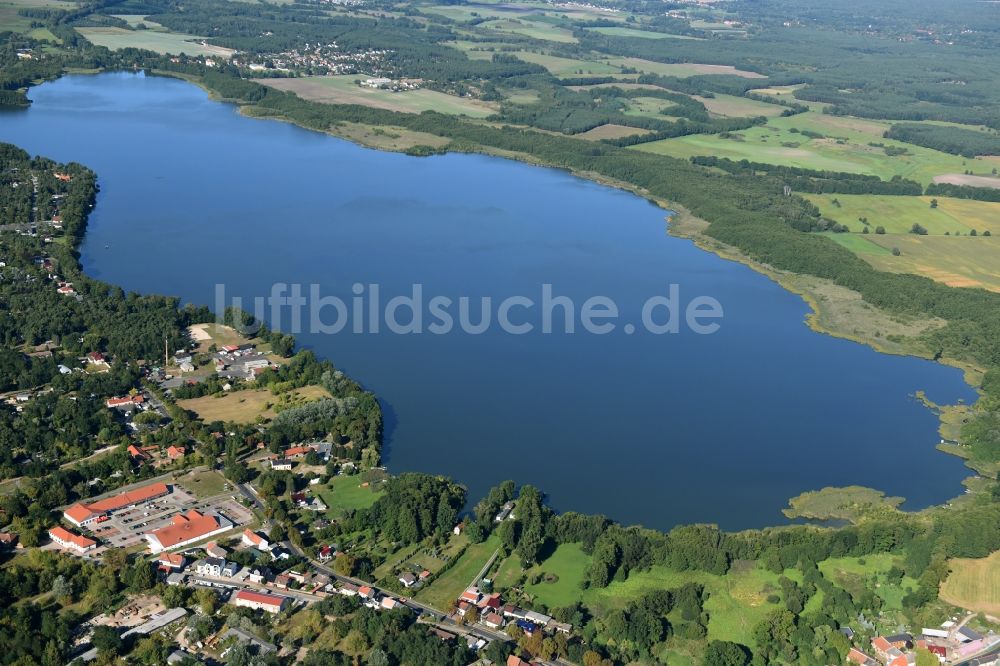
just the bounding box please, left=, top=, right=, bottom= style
left=0, top=72, right=978, bottom=530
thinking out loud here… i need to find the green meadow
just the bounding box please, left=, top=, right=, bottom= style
left=635, top=112, right=997, bottom=185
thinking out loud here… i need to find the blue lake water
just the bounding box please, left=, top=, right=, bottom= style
left=0, top=72, right=979, bottom=530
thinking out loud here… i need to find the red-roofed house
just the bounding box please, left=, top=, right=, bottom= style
left=478, top=592, right=502, bottom=609
left=166, top=445, right=185, bottom=460
left=86, top=351, right=108, bottom=367
left=107, top=396, right=140, bottom=408
left=284, top=446, right=312, bottom=458
left=127, top=445, right=147, bottom=461
left=145, top=510, right=231, bottom=553
left=358, top=585, right=374, bottom=599
left=872, top=637, right=893, bottom=659
left=233, top=589, right=289, bottom=614
left=847, top=648, right=875, bottom=666
left=49, top=526, right=96, bottom=553
left=241, top=529, right=269, bottom=551
left=460, top=587, right=481, bottom=604
left=63, top=503, right=102, bottom=527
left=158, top=552, right=187, bottom=571
left=507, top=656, right=531, bottom=666
left=483, top=612, right=504, bottom=629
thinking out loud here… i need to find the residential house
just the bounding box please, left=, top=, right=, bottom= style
left=248, top=567, right=272, bottom=584
left=271, top=458, right=293, bottom=471
left=242, top=529, right=270, bottom=551
left=205, top=542, right=228, bottom=558
left=196, top=558, right=226, bottom=577
left=495, top=501, right=514, bottom=522
left=399, top=572, right=417, bottom=588
left=158, top=553, right=186, bottom=571
left=166, top=445, right=185, bottom=461
left=0, top=532, right=18, bottom=550
left=846, top=648, right=878, bottom=666
left=483, top=612, right=505, bottom=629
left=274, top=573, right=292, bottom=589
left=86, top=351, right=109, bottom=367
left=337, top=582, right=359, bottom=596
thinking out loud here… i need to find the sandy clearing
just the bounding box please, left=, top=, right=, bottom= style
left=933, top=173, right=1000, bottom=189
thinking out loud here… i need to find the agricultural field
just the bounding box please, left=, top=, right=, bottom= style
left=506, top=50, right=627, bottom=78
left=623, top=96, right=677, bottom=119
left=606, top=56, right=767, bottom=79
left=864, top=234, right=1000, bottom=292
left=415, top=534, right=501, bottom=610
left=75, top=26, right=235, bottom=58
left=478, top=18, right=577, bottom=43
left=0, top=0, right=76, bottom=34
left=317, top=474, right=382, bottom=517
left=576, top=123, right=652, bottom=141
left=805, top=194, right=1000, bottom=235
left=940, top=550, right=1000, bottom=614
left=694, top=93, right=786, bottom=118
left=177, top=385, right=330, bottom=424
left=635, top=112, right=996, bottom=185
left=261, top=76, right=498, bottom=117
left=585, top=26, right=700, bottom=40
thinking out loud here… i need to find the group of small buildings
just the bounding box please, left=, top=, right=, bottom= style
left=847, top=623, right=1000, bottom=666
left=456, top=587, right=571, bottom=636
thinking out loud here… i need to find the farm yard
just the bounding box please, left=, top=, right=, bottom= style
left=260, top=76, right=498, bottom=117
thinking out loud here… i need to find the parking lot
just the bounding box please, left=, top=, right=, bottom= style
left=89, top=484, right=255, bottom=551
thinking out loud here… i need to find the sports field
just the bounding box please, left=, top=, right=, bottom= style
left=261, top=76, right=498, bottom=117
left=75, top=27, right=235, bottom=58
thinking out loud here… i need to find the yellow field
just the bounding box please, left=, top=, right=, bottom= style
left=940, top=550, right=1000, bottom=614
left=864, top=235, right=1000, bottom=292
left=804, top=194, right=1000, bottom=235
left=178, top=385, right=330, bottom=424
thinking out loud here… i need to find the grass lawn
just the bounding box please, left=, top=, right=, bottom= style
left=941, top=550, right=1000, bottom=614
left=635, top=112, right=994, bottom=185
left=177, top=385, right=330, bottom=424
left=479, top=18, right=577, bottom=43
left=416, top=534, right=501, bottom=610
left=581, top=561, right=790, bottom=647
left=523, top=543, right=590, bottom=609
left=75, top=27, right=235, bottom=58
left=586, top=26, right=700, bottom=40
left=819, top=554, right=915, bottom=612
left=177, top=469, right=229, bottom=499
left=318, top=474, right=382, bottom=517
left=261, top=76, right=497, bottom=117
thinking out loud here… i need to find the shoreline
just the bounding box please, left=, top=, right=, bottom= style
left=24, top=68, right=987, bottom=525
